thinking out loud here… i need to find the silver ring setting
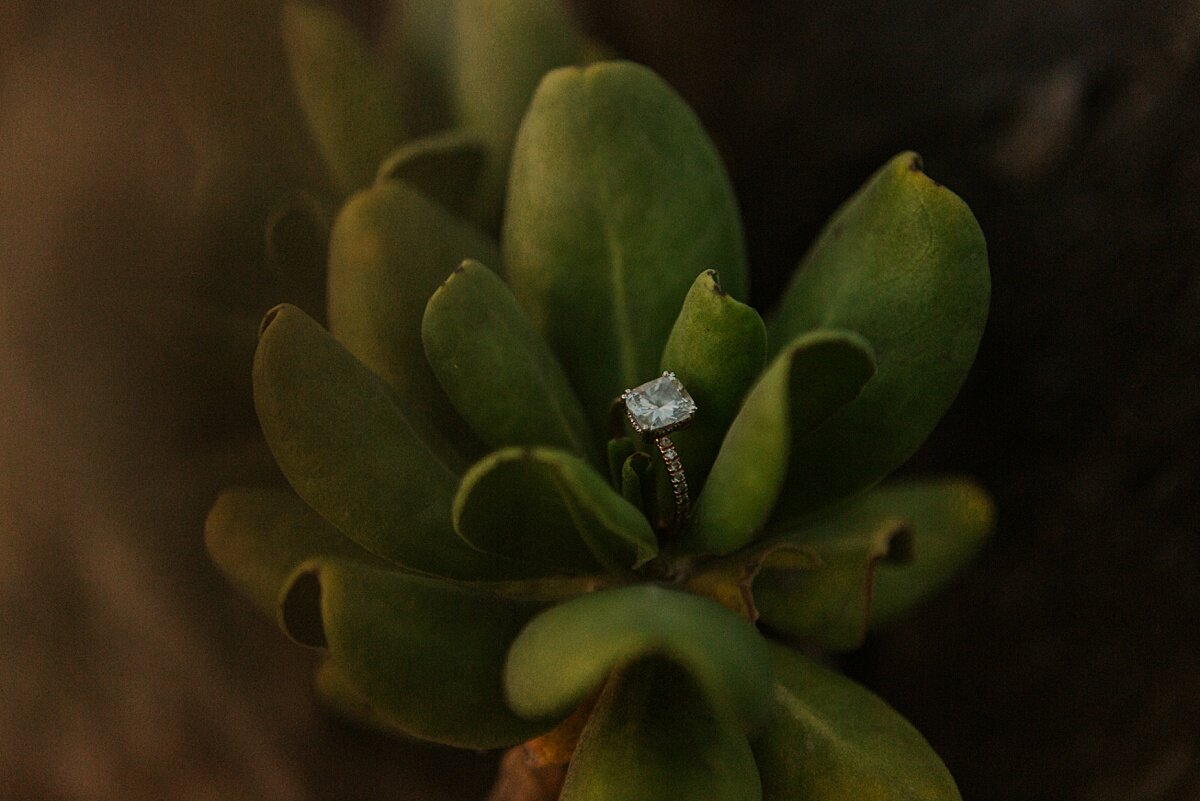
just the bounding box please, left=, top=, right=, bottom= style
left=619, top=371, right=697, bottom=527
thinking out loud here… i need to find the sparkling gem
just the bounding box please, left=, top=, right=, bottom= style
left=624, top=374, right=696, bottom=433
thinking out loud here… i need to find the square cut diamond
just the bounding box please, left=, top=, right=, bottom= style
left=624, top=374, right=696, bottom=433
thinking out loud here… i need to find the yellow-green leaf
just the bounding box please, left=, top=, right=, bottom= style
left=282, top=3, right=405, bottom=194
left=423, top=260, right=594, bottom=459
left=561, top=658, right=761, bottom=801
left=769, top=153, right=989, bottom=518
left=754, top=644, right=961, bottom=801
left=504, top=585, right=771, bottom=729
left=503, top=62, right=747, bottom=438
left=683, top=330, right=875, bottom=556
left=327, top=181, right=497, bottom=469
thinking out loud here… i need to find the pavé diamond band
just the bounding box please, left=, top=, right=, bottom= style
left=619, top=371, right=697, bottom=528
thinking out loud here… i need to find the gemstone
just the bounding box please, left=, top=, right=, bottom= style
left=624, top=374, right=697, bottom=433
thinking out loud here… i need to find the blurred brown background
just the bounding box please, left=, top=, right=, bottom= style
left=2, top=1, right=1198, bottom=799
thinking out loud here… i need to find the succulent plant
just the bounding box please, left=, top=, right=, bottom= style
left=206, top=2, right=993, bottom=799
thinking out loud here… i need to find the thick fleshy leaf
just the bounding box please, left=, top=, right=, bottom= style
left=754, top=644, right=961, bottom=801
left=861, top=478, right=993, bottom=628
left=769, top=152, right=989, bottom=518
left=453, top=447, right=656, bottom=574
left=452, top=0, right=582, bottom=227
left=606, top=437, right=635, bottom=487
left=503, top=62, right=747, bottom=437
left=620, top=451, right=653, bottom=517
left=423, top=260, right=594, bottom=459
left=253, top=303, right=516, bottom=578
left=504, top=585, right=771, bottom=729
left=560, top=658, right=761, bottom=801
left=682, top=331, right=876, bottom=556
left=754, top=521, right=914, bottom=651
left=754, top=479, right=992, bottom=642
left=379, top=0, right=455, bottom=135
left=281, top=557, right=554, bottom=748
left=327, top=181, right=497, bottom=469
left=659, top=269, right=766, bottom=497
left=683, top=543, right=821, bottom=623
left=264, top=191, right=329, bottom=317
left=282, top=3, right=405, bottom=194
left=314, top=659, right=412, bottom=737
left=204, top=487, right=378, bottom=617
left=375, top=129, right=486, bottom=218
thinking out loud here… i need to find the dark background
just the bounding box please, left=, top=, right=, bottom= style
left=1, top=1, right=1198, bottom=799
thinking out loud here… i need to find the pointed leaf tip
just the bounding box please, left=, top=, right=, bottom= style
left=252, top=303, right=511, bottom=578
left=423, top=260, right=595, bottom=460
left=660, top=270, right=767, bottom=500
left=504, top=61, right=746, bottom=438
left=769, top=152, right=989, bottom=516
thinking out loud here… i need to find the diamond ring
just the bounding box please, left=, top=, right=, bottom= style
left=619, top=372, right=697, bottom=528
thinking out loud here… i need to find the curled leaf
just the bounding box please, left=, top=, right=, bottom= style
left=453, top=447, right=656, bottom=575
left=504, top=585, right=771, bottom=730
left=375, top=129, right=486, bottom=217
left=754, top=521, right=914, bottom=651
left=204, top=486, right=379, bottom=618
left=683, top=330, right=876, bottom=556
left=281, top=557, right=555, bottom=748
left=769, top=152, right=990, bottom=518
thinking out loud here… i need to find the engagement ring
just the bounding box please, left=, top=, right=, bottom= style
left=619, top=372, right=697, bottom=527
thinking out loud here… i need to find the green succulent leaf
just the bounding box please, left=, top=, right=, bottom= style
left=861, top=478, right=993, bottom=628
left=606, top=436, right=636, bottom=487
left=504, top=61, right=747, bottom=437
left=754, top=521, right=914, bottom=651
left=314, top=659, right=413, bottom=737
left=253, top=303, right=516, bottom=579
left=754, top=478, right=992, bottom=646
left=620, top=451, right=654, bottom=516
left=769, top=152, right=989, bottom=518
left=422, top=260, right=594, bottom=459
left=375, top=129, right=486, bottom=218
left=660, top=269, right=766, bottom=496
left=504, top=585, right=771, bottom=729
left=453, top=446, right=656, bottom=574
left=204, top=487, right=380, bottom=618
left=560, top=658, right=761, bottom=801
left=282, top=3, right=405, bottom=194
left=380, top=0, right=455, bottom=135
left=264, top=191, right=329, bottom=316
left=328, top=181, right=498, bottom=468
left=452, top=0, right=583, bottom=227
left=281, top=557, right=555, bottom=748
left=754, top=644, right=961, bottom=801
left=683, top=330, right=876, bottom=556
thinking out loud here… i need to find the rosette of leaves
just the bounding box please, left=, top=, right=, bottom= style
left=207, top=3, right=993, bottom=799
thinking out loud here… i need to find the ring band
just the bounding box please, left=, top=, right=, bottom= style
left=618, top=371, right=697, bottom=528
